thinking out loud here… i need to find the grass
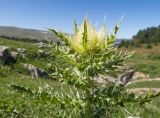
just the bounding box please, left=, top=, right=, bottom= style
left=132, top=64, right=160, bottom=78
left=2, top=37, right=160, bottom=78
left=0, top=37, right=52, bottom=69
left=127, top=80, right=160, bottom=88
left=0, top=66, right=76, bottom=118
left=122, top=44, right=160, bottom=78
left=0, top=66, right=65, bottom=90
left=0, top=37, right=39, bottom=52
left=0, top=38, right=160, bottom=117
left=0, top=66, right=160, bottom=118
left=0, top=66, right=160, bottom=117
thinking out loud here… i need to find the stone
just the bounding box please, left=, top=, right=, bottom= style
left=36, top=42, right=49, bottom=48
left=0, top=46, right=9, bottom=57
left=93, top=77, right=108, bottom=84
left=10, top=52, right=18, bottom=59
left=0, top=46, right=16, bottom=66
left=17, top=48, right=27, bottom=53
left=23, top=64, right=48, bottom=79
left=16, top=48, right=27, bottom=58
left=132, top=72, right=149, bottom=80
left=119, top=70, right=135, bottom=86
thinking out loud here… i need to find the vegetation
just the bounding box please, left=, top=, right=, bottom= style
left=1, top=17, right=158, bottom=118
left=0, top=18, right=160, bottom=117
left=133, top=26, right=160, bottom=44
left=127, top=80, right=160, bottom=88
left=0, top=37, right=53, bottom=70
left=122, top=45, right=160, bottom=78
left=119, top=25, right=160, bottom=48
left=0, top=66, right=160, bottom=117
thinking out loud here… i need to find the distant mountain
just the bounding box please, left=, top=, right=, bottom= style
left=0, top=26, right=59, bottom=42
left=0, top=26, right=130, bottom=44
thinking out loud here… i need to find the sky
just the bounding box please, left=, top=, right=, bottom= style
left=0, top=0, right=160, bottom=39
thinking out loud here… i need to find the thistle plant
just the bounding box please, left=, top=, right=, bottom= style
left=49, top=17, right=132, bottom=87
left=9, top=17, right=160, bottom=118
left=47, top=17, right=160, bottom=117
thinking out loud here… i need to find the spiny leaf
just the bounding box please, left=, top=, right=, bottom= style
left=49, top=29, right=69, bottom=46
left=114, top=24, right=120, bottom=35
left=82, top=20, right=88, bottom=49
left=74, top=19, right=78, bottom=34
left=114, top=16, right=123, bottom=35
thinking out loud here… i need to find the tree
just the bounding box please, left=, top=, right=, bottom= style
left=133, top=26, right=160, bottom=45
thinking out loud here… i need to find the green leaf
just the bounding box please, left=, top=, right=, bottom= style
left=49, top=29, right=69, bottom=46
left=82, top=20, right=88, bottom=49
left=74, top=19, right=78, bottom=34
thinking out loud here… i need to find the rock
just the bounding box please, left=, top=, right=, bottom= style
left=23, top=64, right=48, bottom=79
left=10, top=52, right=18, bottom=59
left=36, top=42, right=49, bottom=48
left=93, top=77, right=108, bottom=84
left=132, top=72, right=149, bottom=80
left=0, top=46, right=9, bottom=57
left=17, top=48, right=27, bottom=53
left=17, top=48, right=27, bottom=58
left=0, top=46, right=16, bottom=66
left=37, top=68, right=48, bottom=78
left=119, top=70, right=135, bottom=86
left=93, top=76, right=116, bottom=84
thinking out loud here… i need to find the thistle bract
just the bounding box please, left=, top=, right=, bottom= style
left=67, top=18, right=120, bottom=55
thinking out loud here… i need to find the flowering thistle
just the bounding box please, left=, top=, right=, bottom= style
left=50, top=17, right=121, bottom=55
left=68, top=17, right=121, bottom=54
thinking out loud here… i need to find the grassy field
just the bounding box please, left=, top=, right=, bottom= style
left=0, top=37, right=52, bottom=69
left=1, top=38, right=160, bottom=117
left=0, top=66, right=72, bottom=117
left=0, top=66, right=160, bottom=117
left=122, top=44, right=160, bottom=78
left=127, top=80, right=160, bottom=88
left=0, top=37, right=39, bottom=52
left=0, top=66, right=160, bottom=118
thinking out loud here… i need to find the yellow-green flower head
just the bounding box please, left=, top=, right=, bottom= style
left=49, top=17, right=121, bottom=55
left=68, top=18, right=108, bottom=54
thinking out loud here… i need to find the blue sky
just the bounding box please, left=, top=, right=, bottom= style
left=0, top=0, right=160, bottom=38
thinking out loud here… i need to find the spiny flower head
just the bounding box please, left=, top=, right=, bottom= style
left=50, top=17, right=121, bottom=55
left=68, top=17, right=121, bottom=55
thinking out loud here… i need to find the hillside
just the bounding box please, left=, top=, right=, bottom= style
left=1, top=36, right=160, bottom=117
left=0, top=26, right=59, bottom=42
left=0, top=25, right=160, bottom=117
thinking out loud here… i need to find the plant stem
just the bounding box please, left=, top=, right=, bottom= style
left=85, top=89, right=91, bottom=118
